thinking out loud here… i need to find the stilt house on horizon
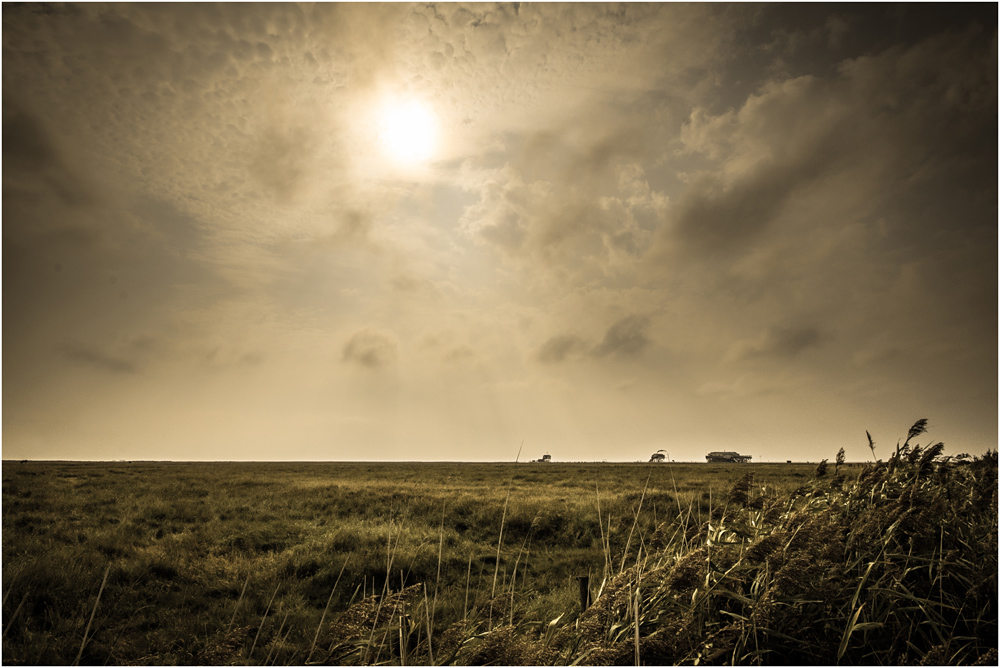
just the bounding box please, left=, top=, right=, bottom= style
left=706, top=451, right=752, bottom=463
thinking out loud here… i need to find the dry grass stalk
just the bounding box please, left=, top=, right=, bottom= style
left=2, top=591, right=28, bottom=640
left=491, top=480, right=514, bottom=599
left=248, top=581, right=281, bottom=661
left=226, top=572, right=251, bottom=634
left=262, top=610, right=289, bottom=666
left=306, top=557, right=349, bottom=664
left=619, top=474, right=650, bottom=574
left=72, top=564, right=110, bottom=666
left=423, top=582, right=434, bottom=665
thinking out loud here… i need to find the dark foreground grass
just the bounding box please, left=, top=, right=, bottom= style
left=2, top=425, right=996, bottom=665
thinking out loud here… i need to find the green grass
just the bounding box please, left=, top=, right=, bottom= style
left=2, top=429, right=995, bottom=665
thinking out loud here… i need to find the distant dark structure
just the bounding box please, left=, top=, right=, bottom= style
left=649, top=453, right=666, bottom=463
left=532, top=454, right=551, bottom=463
left=706, top=451, right=752, bottom=463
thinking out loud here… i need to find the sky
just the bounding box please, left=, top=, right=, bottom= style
left=3, top=3, right=996, bottom=463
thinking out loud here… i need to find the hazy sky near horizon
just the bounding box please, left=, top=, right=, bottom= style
left=3, top=3, right=996, bottom=462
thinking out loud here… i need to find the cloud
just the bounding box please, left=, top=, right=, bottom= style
left=727, top=326, right=823, bottom=362
left=535, top=334, right=588, bottom=364
left=248, top=124, right=319, bottom=203
left=459, top=167, right=547, bottom=254
left=3, top=108, right=56, bottom=170
left=670, top=164, right=796, bottom=254
left=669, top=75, right=855, bottom=257
left=411, top=3, right=722, bottom=135
left=670, top=26, right=996, bottom=262
left=695, top=373, right=798, bottom=399
left=592, top=314, right=651, bottom=359
left=642, top=24, right=996, bottom=394
left=2, top=107, right=97, bottom=215
left=341, top=329, right=398, bottom=369
left=390, top=272, right=433, bottom=294
left=63, top=344, right=138, bottom=374
left=442, top=345, right=475, bottom=364
left=2, top=4, right=995, bottom=462
left=459, top=160, right=666, bottom=292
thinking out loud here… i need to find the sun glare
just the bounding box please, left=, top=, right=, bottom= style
left=377, top=98, right=438, bottom=166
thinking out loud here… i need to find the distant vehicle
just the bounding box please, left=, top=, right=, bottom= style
left=706, top=451, right=752, bottom=463
left=532, top=454, right=552, bottom=463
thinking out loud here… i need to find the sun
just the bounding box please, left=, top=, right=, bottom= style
left=377, top=98, right=438, bottom=166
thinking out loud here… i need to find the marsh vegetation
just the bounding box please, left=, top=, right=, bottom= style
left=2, top=424, right=996, bottom=665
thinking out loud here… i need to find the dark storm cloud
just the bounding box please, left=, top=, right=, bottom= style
left=592, top=314, right=651, bottom=359
left=535, top=334, right=588, bottom=364
left=672, top=163, right=800, bottom=255
left=3, top=107, right=94, bottom=209
left=653, top=23, right=996, bottom=347
left=342, top=330, right=398, bottom=369
left=669, top=79, right=861, bottom=258
left=3, top=109, right=56, bottom=169
left=711, top=4, right=996, bottom=114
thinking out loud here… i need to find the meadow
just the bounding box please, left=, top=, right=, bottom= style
left=2, top=424, right=996, bottom=665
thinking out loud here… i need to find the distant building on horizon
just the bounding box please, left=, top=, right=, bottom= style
left=706, top=451, right=752, bottom=463
left=532, top=454, right=551, bottom=463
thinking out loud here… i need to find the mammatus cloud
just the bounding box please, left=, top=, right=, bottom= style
left=341, top=329, right=398, bottom=369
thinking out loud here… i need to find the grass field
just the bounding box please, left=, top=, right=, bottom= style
left=2, top=429, right=996, bottom=665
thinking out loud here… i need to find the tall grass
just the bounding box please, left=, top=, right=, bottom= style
left=529, top=421, right=998, bottom=666
left=2, top=431, right=995, bottom=665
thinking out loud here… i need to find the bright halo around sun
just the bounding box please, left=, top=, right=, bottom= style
left=377, top=98, right=438, bottom=167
